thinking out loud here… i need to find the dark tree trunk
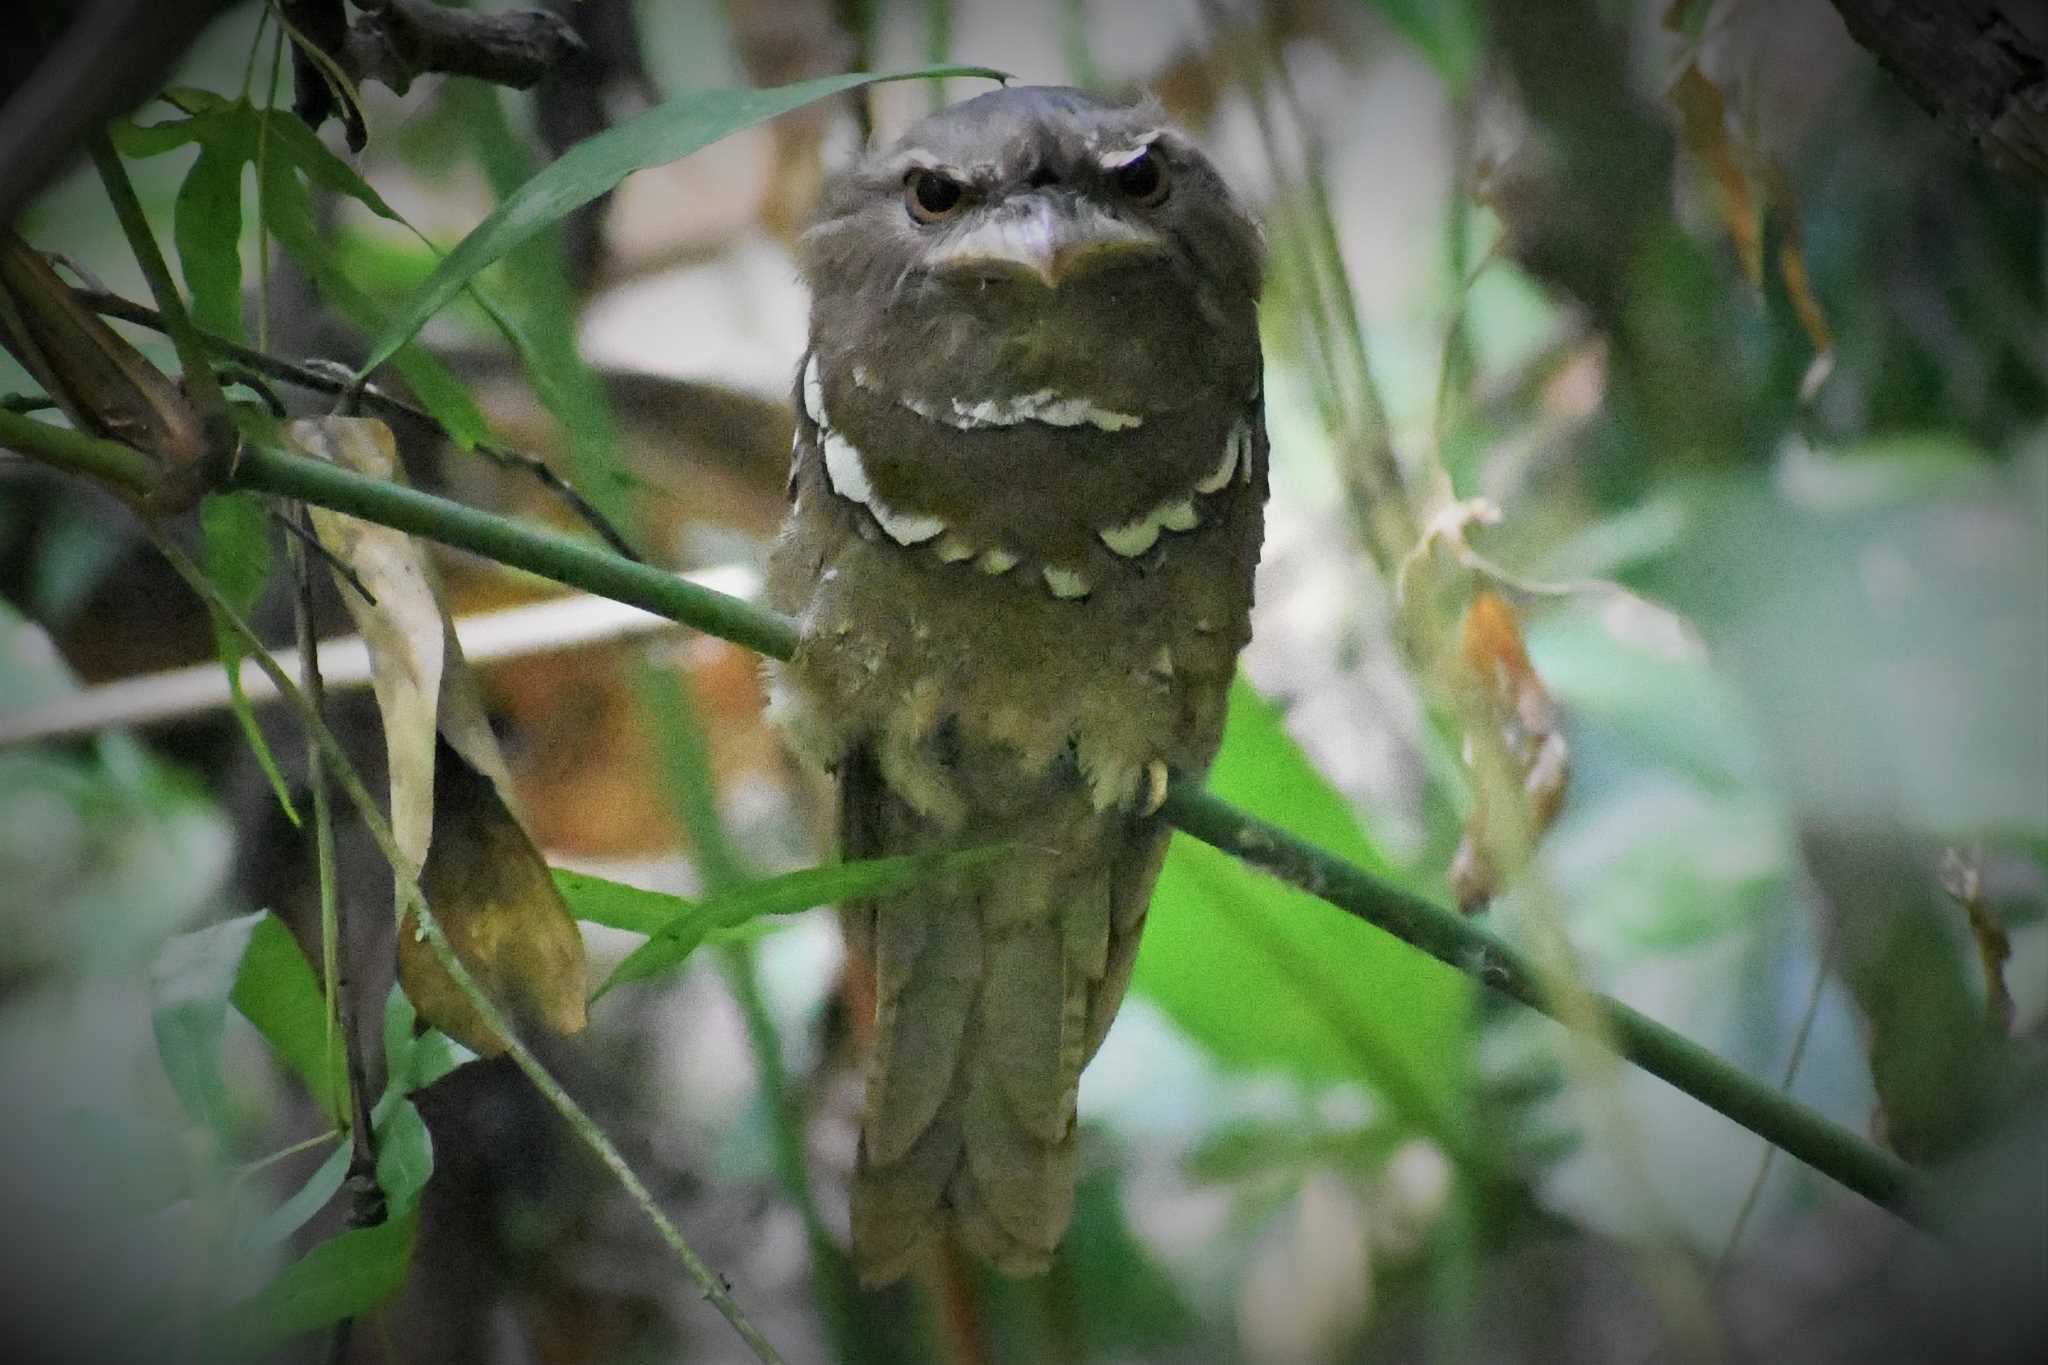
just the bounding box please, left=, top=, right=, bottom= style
left=1824, top=0, right=2048, bottom=188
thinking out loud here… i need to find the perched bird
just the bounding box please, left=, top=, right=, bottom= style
left=766, top=84, right=1266, bottom=1285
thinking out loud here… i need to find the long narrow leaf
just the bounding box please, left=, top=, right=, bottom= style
left=149, top=911, right=267, bottom=1134
left=553, top=868, right=698, bottom=936
left=356, top=66, right=1005, bottom=378
left=199, top=491, right=299, bottom=825
left=230, top=911, right=346, bottom=1123
left=212, top=1209, right=419, bottom=1356
left=584, top=846, right=1006, bottom=999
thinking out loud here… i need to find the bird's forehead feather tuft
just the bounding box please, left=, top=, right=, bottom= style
left=875, top=85, right=1172, bottom=179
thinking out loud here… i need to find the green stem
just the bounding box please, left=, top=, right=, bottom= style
left=1157, top=784, right=1921, bottom=1215
left=88, top=131, right=232, bottom=438
left=0, top=407, right=1925, bottom=1226
left=239, top=436, right=798, bottom=659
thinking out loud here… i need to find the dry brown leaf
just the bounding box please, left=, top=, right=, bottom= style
left=408, top=736, right=588, bottom=1054
left=0, top=231, right=213, bottom=505
left=1668, top=63, right=1837, bottom=397
left=1941, top=845, right=2015, bottom=1038
left=1450, top=591, right=1569, bottom=913
left=1760, top=161, right=1838, bottom=399
left=292, top=416, right=586, bottom=1053
left=1671, top=63, right=1764, bottom=287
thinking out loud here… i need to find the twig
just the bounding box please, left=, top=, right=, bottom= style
left=143, top=524, right=786, bottom=1365
left=930, top=1234, right=994, bottom=1365
left=274, top=506, right=378, bottom=607
left=1714, top=916, right=1839, bottom=1275
left=291, top=511, right=384, bottom=1365
left=68, top=284, right=643, bottom=563
left=0, top=407, right=1928, bottom=1229
left=87, top=132, right=233, bottom=450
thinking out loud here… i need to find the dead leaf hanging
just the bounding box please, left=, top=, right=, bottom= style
left=293, top=415, right=586, bottom=1054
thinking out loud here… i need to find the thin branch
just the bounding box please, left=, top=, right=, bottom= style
left=275, top=508, right=378, bottom=607
left=291, top=514, right=383, bottom=1365
left=0, top=407, right=1927, bottom=1228
left=87, top=132, right=233, bottom=453
left=143, top=524, right=786, bottom=1365
left=1715, top=916, right=1840, bottom=1275
left=1822, top=0, right=2048, bottom=188
left=68, top=284, right=643, bottom=563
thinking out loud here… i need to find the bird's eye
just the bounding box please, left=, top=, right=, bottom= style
left=1111, top=148, right=1168, bottom=204
left=905, top=169, right=965, bottom=223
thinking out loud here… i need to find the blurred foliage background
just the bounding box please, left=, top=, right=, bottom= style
left=0, top=0, right=2043, bottom=1362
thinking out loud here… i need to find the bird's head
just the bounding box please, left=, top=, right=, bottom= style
left=802, top=85, right=1264, bottom=418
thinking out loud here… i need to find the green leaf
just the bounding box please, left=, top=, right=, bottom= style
left=380, top=982, right=475, bottom=1094
left=584, top=846, right=1008, bottom=1000
left=1136, top=679, right=1469, bottom=1130
left=150, top=911, right=267, bottom=1134
left=199, top=491, right=298, bottom=825
left=230, top=912, right=346, bottom=1124
left=257, top=147, right=490, bottom=449
left=259, top=1142, right=349, bottom=1245
left=374, top=1099, right=433, bottom=1216
left=553, top=867, right=697, bottom=936
left=356, top=67, right=1007, bottom=378
left=258, top=103, right=405, bottom=223
left=404, top=1027, right=476, bottom=1093
left=246, top=1140, right=349, bottom=1251
left=212, top=1209, right=419, bottom=1356
left=173, top=117, right=253, bottom=342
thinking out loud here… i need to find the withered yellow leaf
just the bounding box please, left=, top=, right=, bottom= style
left=1450, top=591, right=1569, bottom=913
left=291, top=416, right=586, bottom=1053
left=406, top=737, right=588, bottom=1055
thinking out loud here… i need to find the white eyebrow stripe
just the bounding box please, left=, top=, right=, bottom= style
left=1094, top=132, right=1163, bottom=170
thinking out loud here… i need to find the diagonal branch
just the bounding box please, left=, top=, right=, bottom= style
left=68, top=283, right=643, bottom=563
left=0, top=406, right=1926, bottom=1226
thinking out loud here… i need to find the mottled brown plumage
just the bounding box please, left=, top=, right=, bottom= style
left=764, top=85, right=1266, bottom=1284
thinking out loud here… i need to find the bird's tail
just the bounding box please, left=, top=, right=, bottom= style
left=842, top=755, right=1163, bottom=1286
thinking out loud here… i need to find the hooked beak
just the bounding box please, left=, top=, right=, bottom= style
left=926, top=195, right=1165, bottom=289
